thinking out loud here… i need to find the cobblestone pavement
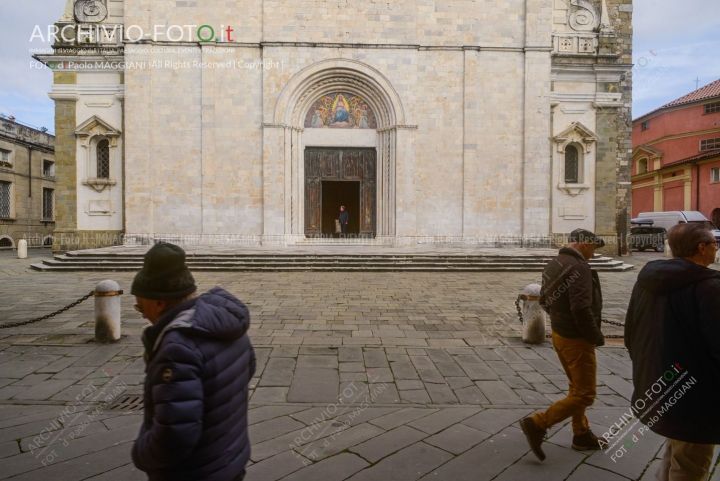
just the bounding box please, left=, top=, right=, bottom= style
left=0, top=250, right=718, bottom=480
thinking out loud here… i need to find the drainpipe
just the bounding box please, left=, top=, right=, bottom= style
left=695, top=161, right=700, bottom=213
left=27, top=146, right=33, bottom=199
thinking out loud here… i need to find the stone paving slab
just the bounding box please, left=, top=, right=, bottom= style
left=1, top=251, right=719, bottom=480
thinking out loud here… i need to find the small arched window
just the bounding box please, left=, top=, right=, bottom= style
left=637, top=158, right=648, bottom=174
left=96, top=139, right=110, bottom=179
left=564, top=145, right=580, bottom=184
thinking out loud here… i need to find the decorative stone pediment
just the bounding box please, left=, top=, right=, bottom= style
left=76, top=116, right=121, bottom=193
left=553, top=122, right=598, bottom=153
left=75, top=115, right=121, bottom=145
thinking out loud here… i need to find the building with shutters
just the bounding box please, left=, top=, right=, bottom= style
left=0, top=115, right=57, bottom=249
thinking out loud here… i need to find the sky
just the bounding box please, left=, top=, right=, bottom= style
left=0, top=0, right=719, bottom=133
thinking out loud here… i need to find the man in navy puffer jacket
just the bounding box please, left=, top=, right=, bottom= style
left=130, top=243, right=255, bottom=481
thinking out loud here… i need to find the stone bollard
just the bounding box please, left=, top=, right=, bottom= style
left=94, top=280, right=123, bottom=343
left=17, top=239, right=27, bottom=259
left=517, top=284, right=547, bottom=344
left=664, top=239, right=672, bottom=258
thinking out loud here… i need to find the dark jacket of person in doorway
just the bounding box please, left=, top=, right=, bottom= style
left=339, top=209, right=349, bottom=227
left=131, top=243, right=255, bottom=481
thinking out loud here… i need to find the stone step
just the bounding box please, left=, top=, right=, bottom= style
left=31, top=254, right=634, bottom=272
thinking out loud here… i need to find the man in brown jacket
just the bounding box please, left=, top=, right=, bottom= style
left=520, top=229, right=606, bottom=461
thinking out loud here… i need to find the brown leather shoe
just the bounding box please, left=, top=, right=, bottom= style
left=572, top=430, right=603, bottom=451
left=520, top=417, right=547, bottom=461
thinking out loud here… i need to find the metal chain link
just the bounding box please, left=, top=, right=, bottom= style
left=602, top=318, right=626, bottom=328
left=515, top=296, right=524, bottom=324
left=0, top=291, right=95, bottom=329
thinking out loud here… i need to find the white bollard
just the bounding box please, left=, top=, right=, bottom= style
left=664, top=239, right=672, bottom=258
left=94, top=280, right=123, bottom=343
left=17, top=239, right=27, bottom=259
left=518, top=284, right=547, bottom=344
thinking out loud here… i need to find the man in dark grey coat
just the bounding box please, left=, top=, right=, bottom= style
left=131, top=243, right=255, bottom=481
left=625, top=223, right=719, bottom=481
left=520, top=229, right=606, bottom=461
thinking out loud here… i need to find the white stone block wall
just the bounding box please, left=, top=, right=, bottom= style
left=117, top=0, right=589, bottom=242
left=463, top=50, right=525, bottom=238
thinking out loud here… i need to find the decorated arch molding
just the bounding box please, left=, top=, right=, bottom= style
left=273, top=59, right=407, bottom=129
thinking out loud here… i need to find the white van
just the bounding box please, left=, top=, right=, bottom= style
left=637, top=211, right=720, bottom=243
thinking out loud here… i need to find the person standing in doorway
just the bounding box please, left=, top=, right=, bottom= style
left=625, top=223, right=719, bottom=481
left=520, top=229, right=606, bottom=461
left=338, top=205, right=349, bottom=236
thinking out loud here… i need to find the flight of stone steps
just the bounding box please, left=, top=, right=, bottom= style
left=31, top=250, right=634, bottom=272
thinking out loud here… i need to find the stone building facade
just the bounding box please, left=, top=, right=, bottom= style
left=0, top=116, right=57, bottom=249
left=38, top=0, right=633, bottom=253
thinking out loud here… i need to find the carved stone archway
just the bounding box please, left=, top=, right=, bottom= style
left=266, top=59, right=413, bottom=242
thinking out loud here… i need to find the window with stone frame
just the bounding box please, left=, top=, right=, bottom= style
left=96, top=139, right=110, bottom=179
left=564, top=145, right=580, bottom=184
left=637, top=158, right=648, bottom=175
left=0, top=181, right=11, bottom=218
left=0, top=148, right=11, bottom=167
left=43, top=159, right=55, bottom=178
left=42, top=188, right=54, bottom=221
left=704, top=102, right=720, bottom=114
left=700, top=138, right=720, bottom=151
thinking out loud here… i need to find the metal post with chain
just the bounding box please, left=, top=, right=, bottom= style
left=0, top=291, right=95, bottom=329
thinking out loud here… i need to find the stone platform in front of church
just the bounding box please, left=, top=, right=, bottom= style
left=31, top=243, right=634, bottom=272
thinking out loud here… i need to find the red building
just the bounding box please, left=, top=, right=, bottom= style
left=632, top=79, right=720, bottom=226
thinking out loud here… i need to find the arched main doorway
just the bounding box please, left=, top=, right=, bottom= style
left=268, top=59, right=411, bottom=242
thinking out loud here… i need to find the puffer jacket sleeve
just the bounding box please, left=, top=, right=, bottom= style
left=132, top=338, right=204, bottom=471
left=567, top=262, right=604, bottom=345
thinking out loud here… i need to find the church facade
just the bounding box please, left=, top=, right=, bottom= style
left=38, top=0, right=633, bottom=253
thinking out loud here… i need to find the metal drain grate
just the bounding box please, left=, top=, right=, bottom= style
left=106, top=393, right=144, bottom=412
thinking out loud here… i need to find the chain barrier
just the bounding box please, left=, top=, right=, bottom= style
left=516, top=298, right=625, bottom=339
left=601, top=318, right=626, bottom=328
left=0, top=291, right=95, bottom=329
left=515, top=296, right=524, bottom=324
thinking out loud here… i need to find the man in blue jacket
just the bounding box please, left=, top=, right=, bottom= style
left=130, top=243, right=255, bottom=481
left=625, top=223, right=719, bottom=481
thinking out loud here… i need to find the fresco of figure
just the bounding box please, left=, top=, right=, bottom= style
left=310, top=109, right=324, bottom=128
left=332, top=96, right=350, bottom=125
